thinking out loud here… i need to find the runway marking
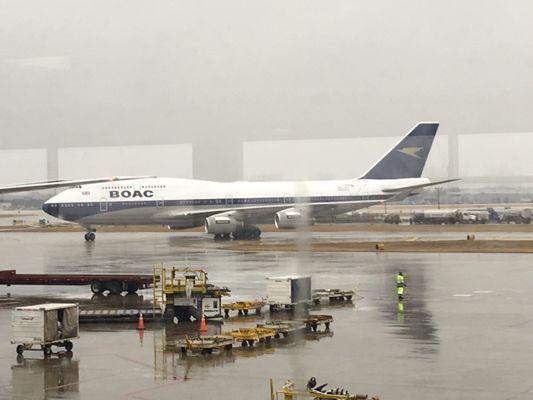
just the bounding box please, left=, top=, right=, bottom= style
left=473, top=290, right=493, bottom=294
left=453, top=294, right=473, bottom=297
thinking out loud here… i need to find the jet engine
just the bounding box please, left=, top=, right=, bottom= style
left=204, top=215, right=243, bottom=234
left=274, top=208, right=314, bottom=229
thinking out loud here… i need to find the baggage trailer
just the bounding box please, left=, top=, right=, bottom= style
left=0, top=269, right=152, bottom=295
left=266, top=276, right=312, bottom=312
left=224, top=327, right=276, bottom=347
left=300, top=314, right=333, bottom=332
left=176, top=335, right=234, bottom=355
left=12, top=303, right=79, bottom=356
left=312, top=288, right=355, bottom=304
left=256, top=320, right=306, bottom=338
left=222, top=300, right=265, bottom=317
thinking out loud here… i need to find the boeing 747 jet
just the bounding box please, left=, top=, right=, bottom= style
left=1, top=123, right=455, bottom=240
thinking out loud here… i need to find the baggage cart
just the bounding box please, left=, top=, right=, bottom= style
left=11, top=303, right=79, bottom=356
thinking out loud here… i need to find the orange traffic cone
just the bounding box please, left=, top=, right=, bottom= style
left=199, top=313, right=207, bottom=333
left=138, top=313, right=145, bottom=330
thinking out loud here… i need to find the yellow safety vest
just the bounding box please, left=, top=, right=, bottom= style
left=396, top=275, right=404, bottom=287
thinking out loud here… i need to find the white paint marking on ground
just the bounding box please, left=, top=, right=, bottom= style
left=473, top=290, right=493, bottom=294
left=453, top=294, right=473, bottom=297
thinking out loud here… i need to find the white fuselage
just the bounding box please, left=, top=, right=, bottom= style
left=42, top=177, right=428, bottom=228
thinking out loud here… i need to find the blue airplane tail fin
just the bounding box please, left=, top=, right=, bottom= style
left=361, top=122, right=439, bottom=179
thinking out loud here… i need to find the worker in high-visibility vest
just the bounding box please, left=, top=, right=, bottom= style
left=396, top=271, right=406, bottom=300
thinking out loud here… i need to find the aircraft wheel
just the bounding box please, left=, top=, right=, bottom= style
left=126, top=283, right=139, bottom=293
left=16, top=345, right=24, bottom=355
left=84, top=232, right=90, bottom=241
left=90, top=281, right=104, bottom=294
left=107, top=280, right=123, bottom=295
left=89, top=232, right=95, bottom=241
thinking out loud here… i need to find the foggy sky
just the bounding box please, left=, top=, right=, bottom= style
left=1, top=0, right=532, bottom=180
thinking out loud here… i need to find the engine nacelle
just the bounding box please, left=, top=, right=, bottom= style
left=275, top=209, right=314, bottom=229
left=204, top=215, right=243, bottom=234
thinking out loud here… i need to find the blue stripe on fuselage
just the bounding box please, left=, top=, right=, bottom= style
left=43, top=195, right=391, bottom=222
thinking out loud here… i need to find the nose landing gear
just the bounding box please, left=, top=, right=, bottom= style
left=84, top=231, right=96, bottom=241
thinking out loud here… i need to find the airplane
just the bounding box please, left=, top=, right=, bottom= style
left=1, top=122, right=456, bottom=241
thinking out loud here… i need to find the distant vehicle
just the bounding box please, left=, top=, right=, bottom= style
left=461, top=210, right=489, bottom=224
left=497, top=208, right=531, bottom=224
left=411, top=209, right=461, bottom=224
left=383, top=214, right=401, bottom=224
left=1, top=123, right=456, bottom=240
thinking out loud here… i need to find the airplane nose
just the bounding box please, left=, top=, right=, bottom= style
left=42, top=202, right=59, bottom=218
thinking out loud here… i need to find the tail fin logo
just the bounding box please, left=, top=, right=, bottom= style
left=397, top=147, right=423, bottom=159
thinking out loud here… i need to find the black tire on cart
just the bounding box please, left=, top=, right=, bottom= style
left=64, top=341, right=73, bottom=351
left=91, top=281, right=104, bottom=294
left=346, top=295, right=352, bottom=300
left=43, top=345, right=52, bottom=357
left=107, top=280, right=123, bottom=295
left=16, top=345, right=24, bottom=355
left=241, top=340, right=248, bottom=347
left=126, top=283, right=139, bottom=293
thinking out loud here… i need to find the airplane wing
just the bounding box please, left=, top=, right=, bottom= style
left=381, top=178, right=459, bottom=193
left=0, top=176, right=154, bottom=195
left=155, top=199, right=382, bottom=222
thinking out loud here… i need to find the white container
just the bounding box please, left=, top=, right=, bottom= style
left=12, top=303, right=79, bottom=345
left=266, top=276, right=312, bottom=306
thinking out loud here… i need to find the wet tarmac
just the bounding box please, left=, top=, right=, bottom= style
left=1, top=231, right=533, bottom=399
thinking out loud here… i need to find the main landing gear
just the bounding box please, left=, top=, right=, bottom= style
left=232, top=226, right=261, bottom=240
left=213, top=227, right=261, bottom=240
left=84, top=231, right=96, bottom=242
left=214, top=233, right=232, bottom=240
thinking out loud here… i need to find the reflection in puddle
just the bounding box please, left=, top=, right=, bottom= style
left=11, top=356, right=79, bottom=399
left=381, top=264, right=439, bottom=356
left=150, top=321, right=334, bottom=380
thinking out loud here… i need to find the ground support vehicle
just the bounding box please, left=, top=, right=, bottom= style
left=222, top=300, right=265, bottom=317
left=175, top=335, right=234, bottom=355
left=152, top=266, right=231, bottom=321
left=256, top=320, right=305, bottom=338
left=312, top=289, right=354, bottom=304
left=12, top=303, right=79, bottom=356
left=267, top=276, right=312, bottom=312
left=0, top=269, right=152, bottom=295
left=299, top=315, right=333, bottom=332
left=224, top=327, right=276, bottom=347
